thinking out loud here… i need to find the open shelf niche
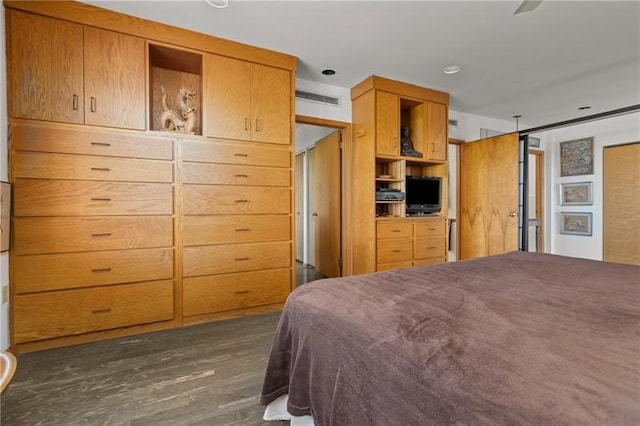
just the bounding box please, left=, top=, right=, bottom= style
left=149, top=44, right=203, bottom=136
left=375, top=158, right=405, bottom=218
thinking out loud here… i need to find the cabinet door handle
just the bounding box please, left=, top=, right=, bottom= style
left=244, top=118, right=249, bottom=131
left=255, top=119, right=261, bottom=132
left=234, top=153, right=248, bottom=158
left=235, top=257, right=250, bottom=261
left=91, top=233, right=112, bottom=237
left=234, top=174, right=248, bottom=178
left=91, top=197, right=111, bottom=202
left=235, top=290, right=250, bottom=295
left=91, top=142, right=111, bottom=147
left=90, top=97, right=97, bottom=113
left=235, top=228, right=250, bottom=232
left=91, top=167, right=111, bottom=172
left=73, top=94, right=79, bottom=111
left=91, top=267, right=112, bottom=273
left=431, top=143, right=436, bottom=153
left=91, top=307, right=111, bottom=314
left=235, top=199, right=249, bottom=203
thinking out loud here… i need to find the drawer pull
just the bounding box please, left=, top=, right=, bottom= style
left=391, top=229, right=402, bottom=232
left=91, top=233, right=112, bottom=237
left=91, top=167, right=111, bottom=172
left=235, top=290, right=250, bottom=295
left=234, top=153, right=249, bottom=158
left=235, top=257, right=250, bottom=261
left=234, top=174, right=249, bottom=178
left=91, top=307, right=111, bottom=314
left=235, top=228, right=250, bottom=232
left=428, top=246, right=437, bottom=249
left=91, top=267, right=112, bottom=273
left=392, top=250, right=403, bottom=253
left=91, top=142, right=111, bottom=147
left=235, top=199, right=249, bottom=203
left=91, top=197, right=111, bottom=202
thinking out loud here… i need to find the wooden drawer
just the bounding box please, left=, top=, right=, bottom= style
left=13, top=280, right=174, bottom=343
left=183, top=269, right=291, bottom=316
left=377, top=260, right=413, bottom=272
left=414, top=257, right=445, bottom=267
left=13, top=248, right=174, bottom=293
left=181, top=139, right=290, bottom=167
left=183, top=215, right=290, bottom=246
left=14, top=179, right=173, bottom=216
left=11, top=121, right=173, bottom=160
left=182, top=185, right=290, bottom=215
left=377, top=238, right=412, bottom=263
left=183, top=241, right=291, bottom=277
left=182, top=163, right=289, bottom=186
left=13, top=216, right=173, bottom=255
left=414, top=219, right=446, bottom=237
left=414, top=237, right=446, bottom=260
left=377, top=221, right=412, bottom=239
left=13, top=151, right=173, bottom=183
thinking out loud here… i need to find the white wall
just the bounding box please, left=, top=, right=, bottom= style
left=536, top=112, right=640, bottom=260
left=1, top=4, right=9, bottom=350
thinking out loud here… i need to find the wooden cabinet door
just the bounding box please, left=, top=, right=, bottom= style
left=376, top=91, right=399, bottom=156
left=203, top=54, right=251, bottom=140
left=251, top=64, right=291, bottom=144
left=7, top=11, right=84, bottom=124
left=84, top=27, right=146, bottom=130
left=425, top=102, right=447, bottom=161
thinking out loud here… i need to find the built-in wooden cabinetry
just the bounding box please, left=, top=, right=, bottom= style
left=6, top=1, right=295, bottom=352
left=349, top=76, right=449, bottom=275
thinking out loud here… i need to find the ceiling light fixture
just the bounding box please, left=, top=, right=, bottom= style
left=321, top=69, right=336, bottom=76
left=206, top=0, right=229, bottom=9
left=443, top=65, right=461, bottom=75
left=513, top=114, right=522, bottom=131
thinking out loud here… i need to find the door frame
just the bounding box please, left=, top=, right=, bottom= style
left=295, top=115, right=352, bottom=276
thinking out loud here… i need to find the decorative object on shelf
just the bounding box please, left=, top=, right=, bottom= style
left=400, top=125, right=423, bottom=158
left=560, top=182, right=593, bottom=206
left=559, top=212, right=592, bottom=236
left=160, top=86, right=197, bottom=134
left=0, top=182, right=10, bottom=252
left=560, top=137, right=593, bottom=176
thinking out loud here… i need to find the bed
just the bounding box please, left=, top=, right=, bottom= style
left=261, top=251, right=640, bottom=425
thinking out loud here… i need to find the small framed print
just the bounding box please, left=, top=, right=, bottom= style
left=560, top=182, right=593, bottom=206
left=559, top=212, right=592, bottom=236
left=0, top=182, right=10, bottom=252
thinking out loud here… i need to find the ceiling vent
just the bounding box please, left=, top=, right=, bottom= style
left=295, top=90, right=341, bottom=107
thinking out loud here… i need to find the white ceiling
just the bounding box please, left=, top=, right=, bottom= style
left=84, top=0, right=640, bottom=128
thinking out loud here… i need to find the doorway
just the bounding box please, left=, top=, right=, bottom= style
left=295, top=116, right=351, bottom=282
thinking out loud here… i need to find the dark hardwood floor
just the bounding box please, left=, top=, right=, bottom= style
left=1, top=312, right=287, bottom=426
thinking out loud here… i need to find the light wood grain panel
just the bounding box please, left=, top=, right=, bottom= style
left=183, top=269, right=290, bottom=316
left=183, top=215, right=290, bottom=246
left=13, top=280, right=174, bottom=343
left=14, top=179, right=173, bottom=216
left=376, top=260, right=413, bottom=271
left=203, top=54, right=251, bottom=140
left=250, top=64, right=291, bottom=145
left=83, top=27, right=146, bottom=130
left=376, top=91, right=399, bottom=156
left=377, top=221, right=412, bottom=239
left=13, top=152, right=173, bottom=183
left=425, top=102, right=447, bottom=161
left=10, top=120, right=173, bottom=159
left=351, top=75, right=449, bottom=105
left=414, top=237, right=446, bottom=260
left=13, top=216, right=173, bottom=255
left=413, top=257, right=444, bottom=267
left=376, top=238, right=412, bottom=263
left=7, top=10, right=84, bottom=124
left=604, top=142, right=640, bottom=265
left=414, top=219, right=446, bottom=237
left=181, top=139, right=290, bottom=167
left=182, top=163, right=289, bottom=186
left=183, top=241, right=291, bottom=277
left=182, top=185, right=290, bottom=215
left=14, top=248, right=174, bottom=293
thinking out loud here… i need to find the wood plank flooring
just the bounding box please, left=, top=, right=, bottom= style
left=1, top=312, right=287, bottom=425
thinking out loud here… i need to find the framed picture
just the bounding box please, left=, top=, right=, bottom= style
left=0, top=182, right=10, bottom=252
left=560, top=182, right=593, bottom=206
left=560, top=137, right=594, bottom=176
left=559, top=212, right=592, bottom=236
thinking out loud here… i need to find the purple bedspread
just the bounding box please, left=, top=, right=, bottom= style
left=261, top=252, right=640, bottom=425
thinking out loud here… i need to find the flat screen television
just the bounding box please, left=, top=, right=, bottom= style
left=405, top=175, right=442, bottom=215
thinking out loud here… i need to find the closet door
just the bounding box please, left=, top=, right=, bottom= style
left=604, top=142, right=640, bottom=265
